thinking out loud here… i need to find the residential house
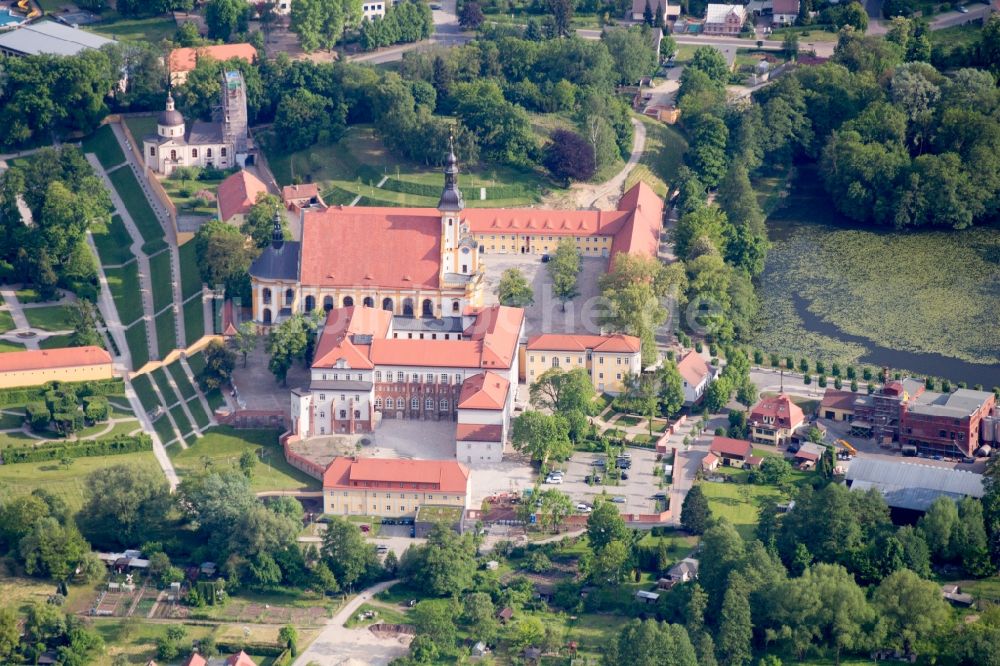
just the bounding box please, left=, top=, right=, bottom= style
left=749, top=393, right=805, bottom=446
left=362, top=1, right=389, bottom=20
left=709, top=436, right=753, bottom=465
left=180, top=654, right=207, bottom=666
left=820, top=389, right=857, bottom=422
left=667, top=557, right=699, bottom=582
left=704, top=4, right=748, bottom=35
left=677, top=350, right=717, bottom=405
left=701, top=451, right=720, bottom=472
left=218, top=169, right=269, bottom=226
left=793, top=442, right=825, bottom=464
left=630, top=0, right=681, bottom=22
left=771, top=0, right=799, bottom=25
left=0, top=346, right=113, bottom=389
left=525, top=333, right=642, bottom=395
left=226, top=652, right=258, bottom=666
left=456, top=371, right=510, bottom=464
left=321, top=456, right=471, bottom=517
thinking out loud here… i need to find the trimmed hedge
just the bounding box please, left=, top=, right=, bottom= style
left=0, top=379, right=124, bottom=409
left=214, top=642, right=284, bottom=657
left=380, top=178, right=440, bottom=198
left=2, top=434, right=152, bottom=463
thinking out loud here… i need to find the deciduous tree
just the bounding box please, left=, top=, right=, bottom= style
left=497, top=267, right=535, bottom=307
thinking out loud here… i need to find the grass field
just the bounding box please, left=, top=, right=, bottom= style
left=167, top=362, right=197, bottom=400
left=151, top=367, right=176, bottom=406
left=187, top=396, right=211, bottom=429
left=130, top=373, right=160, bottom=415
left=124, top=115, right=158, bottom=143
left=0, top=450, right=162, bottom=511
left=0, top=311, right=15, bottom=334
left=169, top=404, right=193, bottom=438
left=169, top=427, right=319, bottom=492
left=23, top=304, right=75, bottom=332
left=263, top=125, right=548, bottom=208
left=178, top=240, right=203, bottom=299
left=160, top=174, right=224, bottom=217
left=770, top=25, right=840, bottom=43
left=88, top=14, right=177, bottom=43
left=183, top=296, right=205, bottom=346
left=155, top=308, right=177, bottom=357
left=92, top=215, right=136, bottom=266
left=104, top=261, right=144, bottom=326
left=0, top=340, right=27, bottom=353
left=152, top=413, right=176, bottom=445
left=124, top=321, right=150, bottom=368
left=625, top=116, right=688, bottom=198
left=148, top=250, right=174, bottom=313
left=698, top=477, right=788, bottom=540
left=81, top=124, right=126, bottom=170
left=39, top=334, right=76, bottom=349
left=108, top=166, right=163, bottom=245
left=928, top=21, right=982, bottom=48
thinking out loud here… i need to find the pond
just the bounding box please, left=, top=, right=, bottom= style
left=754, top=166, right=1000, bottom=387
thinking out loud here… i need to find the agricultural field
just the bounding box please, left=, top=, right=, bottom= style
left=756, top=169, right=1000, bottom=384
left=263, top=125, right=549, bottom=208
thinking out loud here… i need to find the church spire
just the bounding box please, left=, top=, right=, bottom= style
left=271, top=209, right=284, bottom=250
left=437, top=135, right=464, bottom=212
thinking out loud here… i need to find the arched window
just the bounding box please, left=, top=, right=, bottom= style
left=385, top=398, right=394, bottom=409
left=343, top=296, right=354, bottom=307
left=207, top=148, right=213, bottom=157
left=304, top=295, right=316, bottom=312
left=192, top=148, right=198, bottom=158
left=221, top=147, right=227, bottom=157
left=262, top=308, right=272, bottom=324
left=402, top=298, right=414, bottom=317
left=410, top=397, right=419, bottom=410
left=439, top=399, right=449, bottom=410
left=382, top=298, right=393, bottom=311
left=323, top=296, right=334, bottom=312
left=451, top=300, right=460, bottom=313
left=363, top=296, right=374, bottom=307
left=422, top=299, right=434, bottom=317
left=262, top=288, right=272, bottom=304
left=169, top=149, right=177, bottom=160
left=375, top=398, right=382, bottom=409
left=425, top=397, right=434, bottom=409
left=284, top=289, right=294, bottom=306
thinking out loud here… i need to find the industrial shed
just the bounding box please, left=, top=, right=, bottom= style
left=845, top=458, right=984, bottom=516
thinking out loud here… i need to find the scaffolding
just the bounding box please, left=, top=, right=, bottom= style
left=220, top=70, right=249, bottom=156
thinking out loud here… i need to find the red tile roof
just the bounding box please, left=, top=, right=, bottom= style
left=772, top=0, right=799, bottom=13
left=458, top=371, right=510, bottom=410
left=322, top=457, right=470, bottom=494
left=676, top=350, right=713, bottom=387
left=609, top=181, right=663, bottom=264
left=456, top=423, right=504, bottom=442
left=282, top=183, right=320, bottom=204
left=750, top=394, right=805, bottom=430
left=224, top=651, right=257, bottom=666
left=218, top=170, right=268, bottom=222
left=300, top=207, right=442, bottom=290
left=702, top=452, right=719, bottom=467
left=181, top=654, right=207, bottom=666
left=821, top=389, right=857, bottom=412
left=0, top=346, right=111, bottom=373
left=526, top=333, right=640, bottom=354
left=168, top=44, right=257, bottom=73
left=312, top=306, right=393, bottom=370
left=709, top=436, right=752, bottom=459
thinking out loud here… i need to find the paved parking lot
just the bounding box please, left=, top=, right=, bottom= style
left=549, top=448, right=662, bottom=514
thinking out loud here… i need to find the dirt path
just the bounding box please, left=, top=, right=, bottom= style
left=543, top=117, right=647, bottom=210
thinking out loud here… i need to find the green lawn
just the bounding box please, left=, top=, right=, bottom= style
left=148, top=250, right=174, bottom=313
left=0, top=411, right=24, bottom=429
left=770, top=25, right=840, bottom=43
left=151, top=366, right=177, bottom=406
left=626, top=115, right=688, bottom=198
left=130, top=373, right=160, bottom=415
left=154, top=308, right=177, bottom=357
left=169, top=404, right=194, bottom=438
left=167, top=361, right=197, bottom=400
left=81, top=124, right=125, bottom=170
left=88, top=14, right=178, bottom=43
left=23, top=304, right=76, bottom=332
left=187, top=350, right=206, bottom=376
left=161, top=175, right=224, bottom=217
left=205, top=388, right=225, bottom=411
left=93, top=619, right=217, bottom=666
left=187, top=396, right=211, bottom=429
left=0, top=450, right=162, bottom=511
left=108, top=166, right=163, bottom=245
left=263, top=124, right=547, bottom=208
left=178, top=240, right=203, bottom=299
left=698, top=477, right=787, bottom=540
left=183, top=296, right=205, bottom=346
left=152, top=413, right=177, bottom=445
left=105, top=261, right=145, bottom=326
left=0, top=340, right=27, bottom=353
left=0, top=311, right=15, bottom=334
left=39, top=334, right=77, bottom=350
left=124, top=115, right=158, bottom=144
left=928, top=21, right=982, bottom=48
left=169, top=427, right=319, bottom=492
left=92, top=214, right=136, bottom=267
left=124, top=321, right=150, bottom=369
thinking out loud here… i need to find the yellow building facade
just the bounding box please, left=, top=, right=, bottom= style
left=322, top=457, right=471, bottom=518
left=0, top=347, right=114, bottom=390
left=524, top=334, right=642, bottom=395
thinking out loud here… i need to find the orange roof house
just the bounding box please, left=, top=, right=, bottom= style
left=0, top=346, right=113, bottom=389
left=709, top=436, right=753, bottom=462
left=181, top=654, right=208, bottom=666
left=224, top=652, right=258, bottom=666
left=677, top=350, right=717, bottom=405
left=218, top=169, right=269, bottom=224
left=457, top=371, right=510, bottom=410
left=322, top=457, right=471, bottom=495
left=526, top=334, right=640, bottom=354
left=749, top=394, right=806, bottom=445
left=168, top=44, right=257, bottom=84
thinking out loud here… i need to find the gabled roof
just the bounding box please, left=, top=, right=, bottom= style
left=631, top=0, right=674, bottom=14
left=772, top=0, right=799, bottom=13
left=218, top=170, right=268, bottom=222
left=181, top=654, right=208, bottom=666
left=225, top=651, right=258, bottom=666
left=706, top=3, right=747, bottom=22
left=709, top=436, right=752, bottom=459
left=846, top=458, right=984, bottom=512
left=456, top=423, right=504, bottom=442
left=312, top=306, right=393, bottom=370
left=676, top=350, right=713, bottom=387
left=0, top=346, right=111, bottom=372
left=458, top=372, right=510, bottom=410
left=526, top=333, right=640, bottom=354
left=750, top=394, right=805, bottom=429
left=169, top=44, right=257, bottom=74
left=300, top=207, right=443, bottom=290
left=820, top=389, right=858, bottom=412
left=322, top=457, right=470, bottom=493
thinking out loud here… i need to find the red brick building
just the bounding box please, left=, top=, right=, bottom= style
left=900, top=389, right=996, bottom=457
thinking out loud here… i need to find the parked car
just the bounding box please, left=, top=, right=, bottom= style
left=576, top=503, right=592, bottom=513
left=376, top=545, right=389, bottom=554
left=585, top=474, right=602, bottom=484
left=541, top=254, right=551, bottom=262
left=611, top=496, right=627, bottom=503
left=620, top=471, right=629, bottom=480
left=958, top=5, right=969, bottom=12
left=593, top=458, right=607, bottom=468
left=545, top=475, right=563, bottom=484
